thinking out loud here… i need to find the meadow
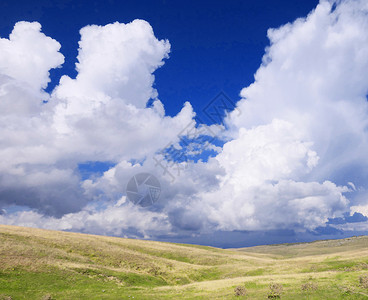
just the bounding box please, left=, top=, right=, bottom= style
left=1, top=225, right=368, bottom=299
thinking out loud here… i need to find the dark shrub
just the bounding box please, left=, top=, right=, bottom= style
left=234, top=285, right=247, bottom=296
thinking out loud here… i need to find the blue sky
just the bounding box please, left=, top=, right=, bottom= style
left=1, top=0, right=368, bottom=248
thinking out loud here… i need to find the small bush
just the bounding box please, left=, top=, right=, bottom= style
left=359, top=275, right=368, bottom=288
left=340, top=285, right=353, bottom=295
left=148, top=265, right=162, bottom=276
left=268, top=283, right=283, bottom=299
left=301, top=282, right=318, bottom=292
left=234, top=285, right=247, bottom=296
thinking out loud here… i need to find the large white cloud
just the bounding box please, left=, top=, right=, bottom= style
left=226, top=0, right=368, bottom=186
left=0, top=20, right=195, bottom=220
left=1, top=0, right=368, bottom=239
left=53, top=20, right=170, bottom=116
left=168, top=120, right=349, bottom=232
left=164, top=0, right=368, bottom=233
left=51, top=20, right=194, bottom=162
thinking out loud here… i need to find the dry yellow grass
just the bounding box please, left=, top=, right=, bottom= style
left=1, top=225, right=368, bottom=299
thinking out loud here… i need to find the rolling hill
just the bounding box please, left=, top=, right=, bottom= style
left=1, top=225, right=368, bottom=299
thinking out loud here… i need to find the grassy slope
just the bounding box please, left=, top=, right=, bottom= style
left=0, top=225, right=368, bottom=299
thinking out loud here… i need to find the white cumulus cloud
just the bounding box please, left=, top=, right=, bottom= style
left=1, top=0, right=368, bottom=239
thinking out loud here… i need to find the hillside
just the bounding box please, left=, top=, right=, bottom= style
left=236, top=236, right=368, bottom=258
left=1, top=225, right=368, bottom=299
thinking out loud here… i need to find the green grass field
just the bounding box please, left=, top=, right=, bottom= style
left=1, top=225, right=368, bottom=299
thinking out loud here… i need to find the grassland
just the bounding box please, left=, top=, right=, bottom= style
left=1, top=225, right=368, bottom=299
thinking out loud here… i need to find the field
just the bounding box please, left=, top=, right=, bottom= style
left=1, top=225, right=368, bottom=299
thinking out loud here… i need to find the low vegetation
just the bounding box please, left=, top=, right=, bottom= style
left=1, top=225, right=368, bottom=299
left=234, top=285, right=247, bottom=296
left=268, top=282, right=283, bottom=298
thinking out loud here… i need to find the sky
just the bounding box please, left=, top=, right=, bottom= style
left=0, top=0, right=368, bottom=248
